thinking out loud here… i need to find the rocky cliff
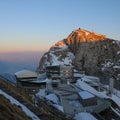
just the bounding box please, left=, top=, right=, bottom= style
left=37, top=28, right=120, bottom=89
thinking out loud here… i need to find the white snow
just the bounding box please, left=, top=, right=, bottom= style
left=80, top=75, right=100, bottom=86
left=69, top=100, right=82, bottom=107
left=113, top=87, right=120, bottom=97
left=45, top=93, right=59, bottom=104
left=76, top=80, right=120, bottom=107
left=0, top=89, right=40, bottom=120
left=36, top=90, right=63, bottom=112
left=82, top=75, right=100, bottom=82
left=111, top=106, right=120, bottom=117
left=104, top=45, right=107, bottom=48
left=117, top=74, right=120, bottom=81
left=74, top=112, right=97, bottom=120
left=73, top=74, right=100, bottom=83
left=49, top=51, right=74, bottom=66
left=79, top=91, right=95, bottom=99
left=49, top=53, right=61, bottom=66
left=101, top=61, right=114, bottom=71
left=37, top=73, right=47, bottom=81
left=111, top=94, right=120, bottom=107
left=76, top=79, right=109, bottom=99
left=74, top=73, right=84, bottom=77
left=113, top=65, right=120, bottom=69
left=36, top=90, right=62, bottom=112
left=36, top=89, right=46, bottom=97
left=112, top=41, right=116, bottom=44
left=63, top=52, right=75, bottom=65
left=117, top=51, right=120, bottom=55
left=81, top=77, right=95, bottom=82
left=104, top=61, right=114, bottom=68
left=53, top=104, right=64, bottom=112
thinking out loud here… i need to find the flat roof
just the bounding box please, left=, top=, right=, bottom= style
left=79, top=91, right=95, bottom=99
left=15, top=70, right=37, bottom=78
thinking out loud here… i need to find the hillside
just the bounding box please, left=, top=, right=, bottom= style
left=37, top=28, right=120, bottom=89
left=0, top=94, right=32, bottom=120
left=0, top=78, right=40, bottom=120
left=0, top=77, right=73, bottom=120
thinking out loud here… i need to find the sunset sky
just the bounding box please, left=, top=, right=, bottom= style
left=0, top=0, right=120, bottom=53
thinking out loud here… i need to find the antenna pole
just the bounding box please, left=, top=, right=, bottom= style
left=73, top=24, right=75, bottom=31
left=92, top=21, right=94, bottom=32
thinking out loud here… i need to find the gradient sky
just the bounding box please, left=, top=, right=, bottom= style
left=0, top=0, right=120, bottom=53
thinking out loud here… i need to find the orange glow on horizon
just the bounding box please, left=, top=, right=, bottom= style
left=0, top=45, right=48, bottom=53
left=0, top=49, right=47, bottom=54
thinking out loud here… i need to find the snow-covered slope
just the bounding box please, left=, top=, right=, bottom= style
left=0, top=89, right=40, bottom=120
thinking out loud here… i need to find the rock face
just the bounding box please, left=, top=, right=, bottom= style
left=37, top=28, right=120, bottom=88
left=36, top=39, right=75, bottom=73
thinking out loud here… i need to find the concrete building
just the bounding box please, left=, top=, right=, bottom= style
left=78, top=91, right=97, bottom=107
left=15, top=70, right=40, bottom=94
left=46, top=65, right=73, bottom=79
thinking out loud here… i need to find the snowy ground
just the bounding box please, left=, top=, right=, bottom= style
left=36, top=82, right=98, bottom=120
left=74, top=112, right=97, bottom=120
left=0, top=89, right=40, bottom=120
left=36, top=89, right=64, bottom=112
left=36, top=88, right=97, bottom=120
left=76, top=79, right=120, bottom=108
left=36, top=74, right=120, bottom=120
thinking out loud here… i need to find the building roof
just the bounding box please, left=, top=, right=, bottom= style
left=15, top=70, right=37, bottom=78
left=79, top=91, right=95, bottom=99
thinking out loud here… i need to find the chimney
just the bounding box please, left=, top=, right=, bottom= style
left=109, top=77, right=114, bottom=96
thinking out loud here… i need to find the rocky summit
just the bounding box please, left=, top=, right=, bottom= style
left=37, top=28, right=120, bottom=89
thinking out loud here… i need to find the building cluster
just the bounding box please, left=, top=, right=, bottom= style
left=14, top=65, right=118, bottom=119
left=15, top=65, right=74, bottom=94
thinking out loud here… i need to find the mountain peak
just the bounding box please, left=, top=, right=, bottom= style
left=67, top=28, right=107, bottom=43
left=37, top=28, right=120, bottom=88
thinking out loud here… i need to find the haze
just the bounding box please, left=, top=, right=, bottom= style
left=0, top=0, right=120, bottom=73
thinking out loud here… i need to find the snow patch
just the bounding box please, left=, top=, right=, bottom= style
left=45, top=93, right=59, bottom=104
left=101, top=61, right=114, bottom=71
left=53, top=104, right=63, bottom=112
left=74, top=112, right=97, bottom=120
left=113, top=65, right=120, bottom=69
left=49, top=51, right=74, bottom=66
left=0, top=89, right=40, bottom=120
left=36, top=89, right=46, bottom=97
left=79, top=91, right=95, bottom=99
left=76, top=80, right=109, bottom=99
left=76, top=80, right=120, bottom=107
left=69, top=100, right=82, bottom=107
left=117, top=51, right=120, bottom=55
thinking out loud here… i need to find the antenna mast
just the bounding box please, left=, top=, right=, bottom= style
left=73, top=24, right=75, bottom=31
left=92, top=21, right=94, bottom=32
